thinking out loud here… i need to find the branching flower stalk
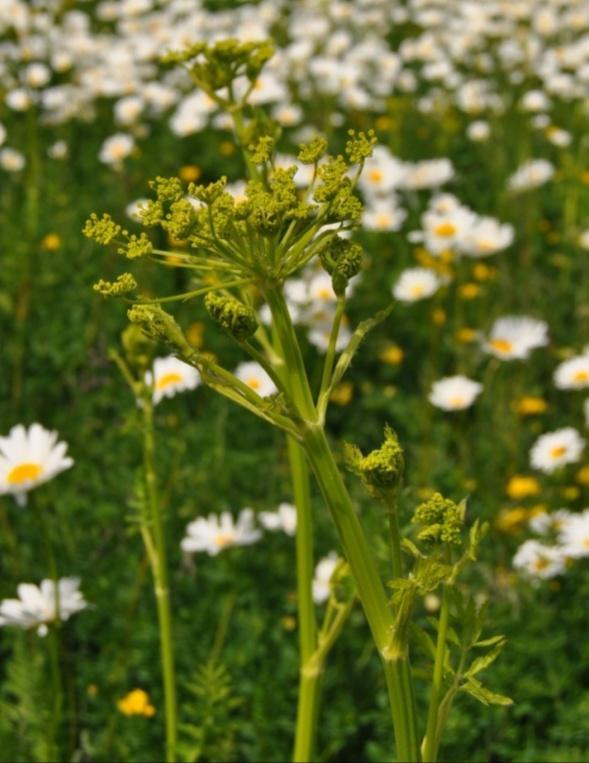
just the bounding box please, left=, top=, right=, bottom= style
left=110, top=339, right=178, bottom=763
left=87, top=38, right=511, bottom=763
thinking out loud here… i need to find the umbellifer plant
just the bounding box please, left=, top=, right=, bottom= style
left=86, top=39, right=511, bottom=763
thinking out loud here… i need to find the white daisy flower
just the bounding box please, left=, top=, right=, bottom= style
left=312, top=551, right=340, bottom=604
left=358, top=145, right=406, bottom=197
left=0, top=424, right=74, bottom=506
left=462, top=217, right=514, bottom=257
left=0, top=578, right=87, bottom=635
left=513, top=540, right=565, bottom=579
left=530, top=427, right=585, bottom=473
left=557, top=509, right=589, bottom=558
left=259, top=502, right=297, bottom=537
left=0, top=147, right=25, bottom=172
left=507, top=159, right=554, bottom=193
left=529, top=509, right=573, bottom=536
left=99, top=133, right=135, bottom=166
left=401, top=158, right=454, bottom=191
left=422, top=202, right=476, bottom=254
left=146, top=356, right=200, bottom=405
left=234, top=361, right=277, bottom=398
left=429, top=375, right=482, bottom=411
left=393, top=267, right=441, bottom=302
left=554, top=353, right=589, bottom=390
left=483, top=316, right=549, bottom=360
left=181, top=509, right=262, bottom=556
left=307, top=323, right=351, bottom=354
left=466, top=120, right=490, bottom=141
left=362, top=197, right=407, bottom=232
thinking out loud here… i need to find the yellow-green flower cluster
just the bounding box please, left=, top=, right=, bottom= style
left=204, top=292, right=258, bottom=342
left=412, top=492, right=465, bottom=545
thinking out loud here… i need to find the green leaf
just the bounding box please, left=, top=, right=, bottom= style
left=410, top=623, right=437, bottom=661
left=461, top=677, right=513, bottom=707
left=401, top=537, right=423, bottom=559
left=474, top=635, right=507, bottom=649
left=388, top=577, right=415, bottom=590
left=466, top=642, right=506, bottom=677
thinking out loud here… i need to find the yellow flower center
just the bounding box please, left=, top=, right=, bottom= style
left=550, top=446, right=567, bottom=459
left=573, top=370, right=589, bottom=383
left=409, top=284, right=425, bottom=297
left=534, top=557, right=550, bottom=571
left=449, top=396, right=466, bottom=408
left=368, top=168, right=383, bottom=183
left=247, top=377, right=261, bottom=391
left=375, top=213, right=392, bottom=228
left=476, top=239, right=497, bottom=252
left=7, top=463, right=43, bottom=486
left=316, top=287, right=333, bottom=300
left=434, top=221, right=457, bottom=237
left=214, top=532, right=234, bottom=548
left=489, top=338, right=513, bottom=354
left=155, top=372, right=183, bottom=391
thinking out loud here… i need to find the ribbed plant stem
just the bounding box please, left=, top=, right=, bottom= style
left=143, top=402, right=178, bottom=763
left=265, top=287, right=419, bottom=762
left=288, top=437, right=321, bottom=763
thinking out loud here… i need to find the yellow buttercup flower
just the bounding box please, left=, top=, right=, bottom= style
left=456, top=328, right=477, bottom=344
left=378, top=343, right=404, bottom=365
left=516, top=396, right=547, bottom=416
left=375, top=115, right=393, bottom=131
left=576, top=466, right=589, bottom=485
left=330, top=382, right=354, bottom=406
left=117, top=689, right=156, bottom=718
left=179, top=164, right=201, bottom=182
left=561, top=486, right=580, bottom=501
left=219, top=141, right=235, bottom=156
left=495, top=507, right=530, bottom=534
left=505, top=475, right=541, bottom=500
left=41, top=233, right=61, bottom=251
left=431, top=308, right=446, bottom=326
left=472, top=263, right=495, bottom=281
left=458, top=282, right=481, bottom=299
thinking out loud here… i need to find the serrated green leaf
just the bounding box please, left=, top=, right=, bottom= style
left=401, top=537, right=422, bottom=558
left=462, top=677, right=513, bottom=707
left=388, top=577, right=415, bottom=590
left=466, top=642, right=506, bottom=677
left=474, top=635, right=507, bottom=648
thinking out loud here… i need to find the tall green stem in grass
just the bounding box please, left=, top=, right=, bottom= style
left=264, top=286, right=419, bottom=762
left=287, top=438, right=321, bottom=763
left=142, top=398, right=178, bottom=762
left=422, top=583, right=450, bottom=763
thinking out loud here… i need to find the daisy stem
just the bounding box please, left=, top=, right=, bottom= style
left=142, top=400, right=178, bottom=763
left=287, top=437, right=321, bottom=763
left=265, top=287, right=419, bottom=762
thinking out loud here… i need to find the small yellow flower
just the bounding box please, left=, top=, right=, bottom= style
left=186, top=321, right=205, bottom=348
left=378, top=343, right=404, bottom=365
left=179, top=164, right=201, bottom=182
left=431, top=308, right=446, bottom=326
left=413, top=247, right=436, bottom=267
left=42, top=233, right=62, bottom=251
left=495, top=506, right=542, bottom=534
left=219, top=141, right=235, bottom=157
left=456, top=328, right=477, bottom=344
left=581, top=170, right=589, bottom=185
left=561, top=486, right=580, bottom=501
left=117, top=689, right=156, bottom=718
left=516, top=396, right=547, bottom=416
left=472, top=263, right=495, bottom=281
left=576, top=465, right=589, bottom=485
left=505, top=475, right=541, bottom=500
left=458, top=282, right=481, bottom=299
left=439, top=249, right=455, bottom=264
left=330, top=382, right=354, bottom=406
left=375, top=115, right=393, bottom=131
left=281, top=615, right=297, bottom=631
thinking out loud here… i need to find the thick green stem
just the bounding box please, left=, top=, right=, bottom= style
left=288, top=437, right=321, bottom=763
left=143, top=402, right=178, bottom=763
left=422, top=584, right=450, bottom=763
left=266, top=286, right=419, bottom=760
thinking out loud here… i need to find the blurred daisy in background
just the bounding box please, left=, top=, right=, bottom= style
left=0, top=423, right=73, bottom=506
left=393, top=267, right=441, bottom=302
left=312, top=552, right=340, bottom=604
left=483, top=316, right=549, bottom=360
left=234, top=361, right=277, bottom=397
left=507, top=159, right=554, bottom=192
left=513, top=540, right=565, bottom=579
left=146, top=356, right=200, bottom=405
left=181, top=509, right=262, bottom=556
left=429, top=375, right=482, bottom=411
left=553, top=350, right=589, bottom=390
left=259, top=502, right=297, bottom=536
left=0, top=578, right=87, bottom=635
left=530, top=427, right=585, bottom=473
left=557, top=509, right=589, bottom=559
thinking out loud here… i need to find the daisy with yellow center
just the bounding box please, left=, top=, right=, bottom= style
left=181, top=509, right=262, bottom=556
left=393, top=267, right=441, bottom=303
left=0, top=424, right=73, bottom=506
left=484, top=316, right=549, bottom=360
left=554, top=352, right=589, bottom=390
left=428, top=375, right=483, bottom=411
left=146, top=356, right=201, bottom=405
left=234, top=361, right=277, bottom=398
left=530, top=428, right=585, bottom=474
